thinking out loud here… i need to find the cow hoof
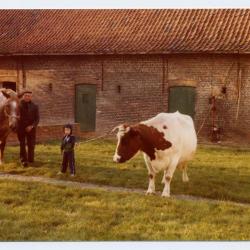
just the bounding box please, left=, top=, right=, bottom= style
left=146, top=190, right=156, bottom=195
left=182, top=174, right=189, bottom=182
left=161, top=193, right=170, bottom=198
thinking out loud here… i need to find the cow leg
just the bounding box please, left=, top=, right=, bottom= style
left=143, top=154, right=156, bottom=195
left=161, top=170, right=167, bottom=184
left=147, top=173, right=156, bottom=195
left=181, top=162, right=189, bottom=182
left=177, top=162, right=189, bottom=182
left=162, top=156, right=179, bottom=197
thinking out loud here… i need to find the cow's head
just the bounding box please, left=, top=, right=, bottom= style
left=113, top=123, right=173, bottom=163
left=0, top=89, right=21, bottom=132
left=113, top=124, right=142, bottom=163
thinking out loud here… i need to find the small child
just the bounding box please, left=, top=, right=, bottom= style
left=58, top=124, right=76, bottom=177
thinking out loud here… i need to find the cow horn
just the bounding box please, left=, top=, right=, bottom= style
left=111, top=125, right=121, bottom=133
left=111, top=124, right=131, bottom=133
left=125, top=126, right=130, bottom=133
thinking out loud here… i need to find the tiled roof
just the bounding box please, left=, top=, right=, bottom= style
left=0, top=9, right=250, bottom=55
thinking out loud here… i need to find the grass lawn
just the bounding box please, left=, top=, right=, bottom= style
left=0, top=179, right=250, bottom=240
left=1, top=140, right=250, bottom=203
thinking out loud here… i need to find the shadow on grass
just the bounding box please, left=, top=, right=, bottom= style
left=5, top=170, right=26, bottom=175
left=27, top=161, right=46, bottom=168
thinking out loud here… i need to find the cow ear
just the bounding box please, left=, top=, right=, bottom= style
left=111, top=124, right=124, bottom=133
left=1, top=90, right=10, bottom=99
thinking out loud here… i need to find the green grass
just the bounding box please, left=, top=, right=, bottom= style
left=0, top=179, right=250, bottom=240
left=1, top=140, right=250, bottom=203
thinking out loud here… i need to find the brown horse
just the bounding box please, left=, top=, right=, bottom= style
left=0, top=89, right=21, bottom=164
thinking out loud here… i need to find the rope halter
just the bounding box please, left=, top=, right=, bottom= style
left=4, top=106, right=20, bottom=120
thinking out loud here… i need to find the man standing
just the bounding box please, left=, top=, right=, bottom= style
left=18, top=90, right=39, bottom=167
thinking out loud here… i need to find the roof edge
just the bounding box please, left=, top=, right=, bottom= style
left=0, top=51, right=249, bottom=57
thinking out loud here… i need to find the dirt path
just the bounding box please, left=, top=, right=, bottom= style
left=0, top=172, right=249, bottom=207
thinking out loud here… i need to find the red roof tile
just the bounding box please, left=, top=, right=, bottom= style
left=0, top=9, right=249, bottom=55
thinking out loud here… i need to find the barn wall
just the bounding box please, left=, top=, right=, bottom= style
left=97, top=56, right=167, bottom=130
left=169, top=54, right=250, bottom=139
left=167, top=54, right=247, bottom=137
left=0, top=54, right=249, bottom=142
left=239, top=56, right=250, bottom=137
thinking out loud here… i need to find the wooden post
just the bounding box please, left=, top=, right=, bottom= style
left=101, top=59, right=104, bottom=91
left=16, top=57, right=23, bottom=92
left=211, top=96, right=217, bottom=142
left=162, top=56, right=165, bottom=94
left=235, top=59, right=242, bottom=121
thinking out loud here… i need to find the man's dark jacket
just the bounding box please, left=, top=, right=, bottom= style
left=19, top=100, right=40, bottom=129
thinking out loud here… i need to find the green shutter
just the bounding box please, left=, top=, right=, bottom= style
left=75, top=84, right=96, bottom=131
left=168, top=86, right=196, bottom=118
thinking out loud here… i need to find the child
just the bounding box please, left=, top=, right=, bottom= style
left=58, top=124, right=76, bottom=177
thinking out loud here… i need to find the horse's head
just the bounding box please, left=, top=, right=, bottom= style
left=0, top=89, right=21, bottom=132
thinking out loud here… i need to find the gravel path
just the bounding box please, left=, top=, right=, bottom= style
left=0, top=172, right=249, bottom=207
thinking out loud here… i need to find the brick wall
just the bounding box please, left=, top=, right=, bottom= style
left=167, top=54, right=245, bottom=136
left=1, top=54, right=250, bottom=143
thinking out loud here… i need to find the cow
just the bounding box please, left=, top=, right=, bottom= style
left=113, top=111, right=197, bottom=197
left=0, top=89, right=20, bottom=165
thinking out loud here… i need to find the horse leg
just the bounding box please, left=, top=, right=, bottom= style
left=0, top=143, right=2, bottom=165
left=0, top=140, right=6, bottom=165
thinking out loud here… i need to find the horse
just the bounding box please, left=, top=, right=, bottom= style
left=0, top=88, right=21, bottom=164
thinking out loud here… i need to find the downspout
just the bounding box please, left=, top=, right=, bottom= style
left=235, top=52, right=242, bottom=121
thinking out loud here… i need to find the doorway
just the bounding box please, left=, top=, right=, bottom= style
left=75, top=84, right=96, bottom=131
left=168, top=86, right=196, bottom=118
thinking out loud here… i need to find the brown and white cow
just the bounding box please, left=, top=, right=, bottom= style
left=113, top=111, right=197, bottom=197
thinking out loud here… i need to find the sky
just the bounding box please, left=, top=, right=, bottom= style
left=0, top=0, right=250, bottom=8
left=0, top=1, right=249, bottom=250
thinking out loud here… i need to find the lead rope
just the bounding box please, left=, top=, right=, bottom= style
left=77, top=113, right=208, bottom=145
left=196, top=106, right=212, bottom=136
left=75, top=128, right=115, bottom=146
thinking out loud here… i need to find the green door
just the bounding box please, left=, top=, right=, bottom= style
left=168, top=86, right=196, bottom=118
left=75, top=84, right=96, bottom=131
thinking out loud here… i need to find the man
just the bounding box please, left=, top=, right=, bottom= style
left=17, top=90, right=39, bottom=167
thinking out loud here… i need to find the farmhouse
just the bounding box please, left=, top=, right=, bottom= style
left=0, top=9, right=250, bottom=142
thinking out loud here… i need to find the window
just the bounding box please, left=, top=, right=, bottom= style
left=0, top=82, right=17, bottom=91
